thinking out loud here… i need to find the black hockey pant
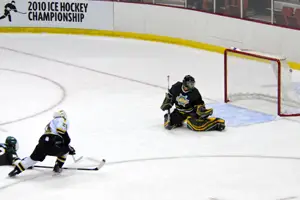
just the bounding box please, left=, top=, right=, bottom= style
left=164, top=109, right=196, bottom=128
left=30, top=135, right=69, bottom=162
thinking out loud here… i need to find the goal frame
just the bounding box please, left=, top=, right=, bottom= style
left=224, top=48, right=300, bottom=117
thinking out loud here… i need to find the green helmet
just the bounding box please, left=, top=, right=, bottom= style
left=5, top=136, right=19, bottom=151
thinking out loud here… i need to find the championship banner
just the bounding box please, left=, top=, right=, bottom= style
left=0, top=0, right=114, bottom=30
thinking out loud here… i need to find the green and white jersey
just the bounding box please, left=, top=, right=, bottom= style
left=0, top=143, right=19, bottom=166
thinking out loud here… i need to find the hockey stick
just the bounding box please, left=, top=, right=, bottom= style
left=33, top=159, right=106, bottom=171
left=17, top=11, right=27, bottom=14
left=167, top=75, right=171, bottom=123
left=33, top=165, right=99, bottom=171
left=72, top=155, right=83, bottom=163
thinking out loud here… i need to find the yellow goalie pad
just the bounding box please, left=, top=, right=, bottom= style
left=186, top=116, right=225, bottom=131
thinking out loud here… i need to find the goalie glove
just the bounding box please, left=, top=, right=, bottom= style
left=196, top=105, right=213, bottom=119
left=160, top=93, right=173, bottom=111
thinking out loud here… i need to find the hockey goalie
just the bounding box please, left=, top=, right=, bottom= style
left=160, top=75, right=225, bottom=131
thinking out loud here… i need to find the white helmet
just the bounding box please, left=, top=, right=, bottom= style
left=53, top=110, right=67, bottom=119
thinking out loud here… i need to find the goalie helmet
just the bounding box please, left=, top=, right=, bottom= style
left=5, top=136, right=19, bottom=151
left=183, top=75, right=195, bottom=90
left=53, top=110, right=67, bottom=119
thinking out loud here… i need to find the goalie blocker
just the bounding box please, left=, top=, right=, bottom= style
left=161, top=75, right=225, bottom=131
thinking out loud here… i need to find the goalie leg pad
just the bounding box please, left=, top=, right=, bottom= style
left=186, top=117, right=225, bottom=131
left=164, top=110, right=186, bottom=130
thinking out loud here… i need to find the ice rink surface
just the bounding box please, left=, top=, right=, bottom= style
left=0, top=34, right=300, bottom=200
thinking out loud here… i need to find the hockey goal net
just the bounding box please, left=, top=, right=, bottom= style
left=224, top=48, right=300, bottom=117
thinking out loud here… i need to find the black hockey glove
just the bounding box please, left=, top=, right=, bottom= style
left=160, top=93, right=173, bottom=111
left=68, top=145, right=76, bottom=155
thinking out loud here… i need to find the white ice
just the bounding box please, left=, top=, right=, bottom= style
left=0, top=34, right=300, bottom=200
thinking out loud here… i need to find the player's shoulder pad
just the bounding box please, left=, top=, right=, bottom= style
left=169, top=82, right=182, bottom=94
left=192, top=87, right=201, bottom=94
left=193, top=87, right=200, bottom=92
left=172, top=81, right=182, bottom=88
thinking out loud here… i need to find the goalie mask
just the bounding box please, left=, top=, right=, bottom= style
left=183, top=75, right=195, bottom=90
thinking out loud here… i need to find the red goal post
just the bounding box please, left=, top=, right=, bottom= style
left=224, top=48, right=300, bottom=117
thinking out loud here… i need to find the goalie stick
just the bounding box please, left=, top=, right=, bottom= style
left=34, top=159, right=106, bottom=171
left=167, top=75, right=171, bottom=123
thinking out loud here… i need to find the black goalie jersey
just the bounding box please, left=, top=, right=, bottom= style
left=169, top=81, right=204, bottom=113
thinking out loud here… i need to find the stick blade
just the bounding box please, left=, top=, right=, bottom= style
left=95, top=159, right=106, bottom=170
left=73, top=156, right=83, bottom=163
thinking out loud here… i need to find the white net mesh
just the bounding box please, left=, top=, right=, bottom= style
left=225, top=48, right=300, bottom=116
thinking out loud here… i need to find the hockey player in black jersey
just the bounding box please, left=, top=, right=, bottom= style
left=160, top=75, right=225, bottom=131
left=0, top=136, right=20, bottom=166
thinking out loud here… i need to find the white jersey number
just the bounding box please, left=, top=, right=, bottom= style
left=0, top=147, right=6, bottom=156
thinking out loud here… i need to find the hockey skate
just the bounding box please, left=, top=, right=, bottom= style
left=53, top=162, right=62, bottom=173
left=8, top=167, right=21, bottom=177
left=164, top=121, right=183, bottom=130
